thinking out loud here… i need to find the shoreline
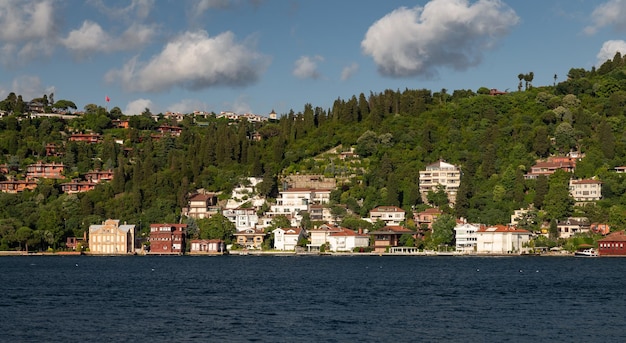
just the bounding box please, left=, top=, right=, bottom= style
left=0, top=250, right=597, bottom=257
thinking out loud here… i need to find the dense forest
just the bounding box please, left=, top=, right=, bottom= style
left=3, top=52, right=626, bottom=251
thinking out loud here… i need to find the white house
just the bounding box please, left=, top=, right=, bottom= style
left=273, top=227, right=305, bottom=251
left=569, top=179, right=602, bottom=202
left=327, top=227, right=370, bottom=252
left=368, top=206, right=406, bottom=226
left=475, top=225, right=532, bottom=254
left=454, top=221, right=480, bottom=253
left=222, top=207, right=259, bottom=232
left=268, top=188, right=332, bottom=227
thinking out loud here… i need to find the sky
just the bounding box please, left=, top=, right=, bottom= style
left=1, top=0, right=626, bottom=116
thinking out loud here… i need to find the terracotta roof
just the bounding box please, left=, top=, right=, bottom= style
left=370, top=226, right=413, bottom=235
left=571, top=179, right=602, bottom=184
left=477, top=225, right=530, bottom=234
left=371, top=206, right=405, bottom=213
left=599, top=231, right=626, bottom=242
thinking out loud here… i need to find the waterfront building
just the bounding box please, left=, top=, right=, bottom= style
left=598, top=231, right=626, bottom=256
left=475, top=225, right=531, bottom=254
left=88, top=219, right=135, bottom=254
left=454, top=221, right=480, bottom=253
left=273, top=227, right=305, bottom=251
left=189, top=239, right=226, bottom=254
left=148, top=224, right=186, bottom=254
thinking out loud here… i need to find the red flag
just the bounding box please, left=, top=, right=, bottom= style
left=105, top=95, right=110, bottom=102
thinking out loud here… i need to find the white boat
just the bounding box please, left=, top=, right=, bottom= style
left=574, top=248, right=598, bottom=257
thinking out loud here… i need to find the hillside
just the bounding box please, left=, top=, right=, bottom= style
left=3, top=54, right=626, bottom=250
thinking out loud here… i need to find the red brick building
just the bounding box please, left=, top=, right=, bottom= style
left=69, top=133, right=102, bottom=143
left=85, top=169, right=114, bottom=183
left=26, top=162, right=65, bottom=179
left=148, top=224, right=187, bottom=254
left=598, top=231, right=626, bottom=256
left=0, top=179, right=38, bottom=193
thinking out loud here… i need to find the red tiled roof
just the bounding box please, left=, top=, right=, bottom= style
left=599, top=231, right=626, bottom=242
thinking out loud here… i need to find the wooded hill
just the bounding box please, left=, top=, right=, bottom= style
left=3, top=52, right=626, bottom=250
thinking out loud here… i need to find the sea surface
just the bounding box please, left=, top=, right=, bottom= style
left=0, top=255, right=624, bottom=343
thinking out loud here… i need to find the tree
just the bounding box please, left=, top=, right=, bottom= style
left=197, top=214, right=236, bottom=243
left=52, top=100, right=77, bottom=112
left=15, top=226, right=33, bottom=251
left=428, top=214, right=456, bottom=249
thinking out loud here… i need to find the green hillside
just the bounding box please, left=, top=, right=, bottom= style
left=3, top=53, right=626, bottom=251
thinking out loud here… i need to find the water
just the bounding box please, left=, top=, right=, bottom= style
left=0, top=255, right=624, bottom=342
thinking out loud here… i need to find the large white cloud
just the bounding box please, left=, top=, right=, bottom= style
left=293, top=55, right=324, bottom=79
left=125, top=98, right=155, bottom=115
left=0, top=0, right=57, bottom=62
left=62, top=21, right=157, bottom=57
left=106, top=30, right=270, bottom=92
left=361, top=0, right=519, bottom=78
left=585, top=0, right=626, bottom=35
left=597, top=40, right=626, bottom=65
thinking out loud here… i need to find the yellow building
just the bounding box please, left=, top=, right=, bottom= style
left=89, top=219, right=136, bottom=254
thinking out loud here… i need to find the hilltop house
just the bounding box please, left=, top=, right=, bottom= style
left=182, top=192, right=220, bottom=219
left=414, top=207, right=442, bottom=230
left=0, top=179, right=38, bottom=193
left=222, top=207, right=259, bottom=232
left=26, top=161, right=65, bottom=179
left=557, top=217, right=590, bottom=239
left=88, top=219, right=135, bottom=254
left=369, top=206, right=406, bottom=226
left=569, top=178, right=602, bottom=203
left=419, top=160, right=461, bottom=205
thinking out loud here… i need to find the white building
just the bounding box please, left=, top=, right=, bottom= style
left=306, top=223, right=369, bottom=252
left=454, top=222, right=480, bottom=253
left=368, top=206, right=406, bottom=226
left=419, top=160, right=461, bottom=205
left=569, top=179, right=602, bottom=202
left=222, top=207, right=259, bottom=232
left=268, top=188, right=332, bottom=226
left=475, top=225, right=532, bottom=254
left=273, top=227, right=305, bottom=251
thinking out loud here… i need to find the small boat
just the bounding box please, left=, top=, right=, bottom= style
left=574, top=248, right=598, bottom=257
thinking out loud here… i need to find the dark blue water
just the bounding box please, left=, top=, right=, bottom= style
left=0, top=255, right=623, bottom=342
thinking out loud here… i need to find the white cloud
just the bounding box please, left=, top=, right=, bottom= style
left=223, top=95, right=253, bottom=114
left=0, top=0, right=57, bottom=62
left=597, top=40, right=626, bottom=65
left=125, top=98, right=155, bottom=116
left=167, top=99, right=209, bottom=114
left=341, top=62, right=359, bottom=81
left=62, top=21, right=156, bottom=57
left=194, top=0, right=232, bottom=13
left=293, top=55, right=324, bottom=79
left=361, top=0, right=519, bottom=78
left=11, top=75, right=55, bottom=101
left=585, top=0, right=626, bottom=35
left=88, top=0, right=155, bottom=21
left=106, top=30, right=270, bottom=92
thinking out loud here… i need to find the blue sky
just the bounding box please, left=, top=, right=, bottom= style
left=1, top=0, right=626, bottom=116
